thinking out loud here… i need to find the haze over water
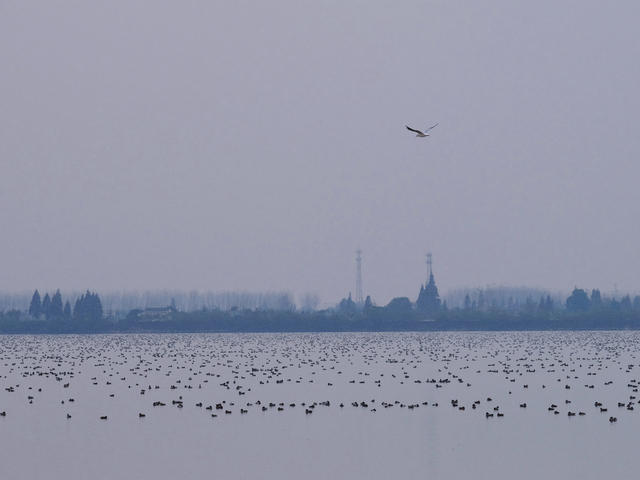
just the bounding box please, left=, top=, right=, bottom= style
left=2, top=2, right=640, bottom=303
left=1, top=331, right=638, bottom=479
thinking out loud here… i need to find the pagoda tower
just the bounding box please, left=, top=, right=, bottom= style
left=416, top=253, right=441, bottom=313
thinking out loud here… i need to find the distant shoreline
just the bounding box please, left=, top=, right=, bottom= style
left=2, top=309, right=640, bottom=334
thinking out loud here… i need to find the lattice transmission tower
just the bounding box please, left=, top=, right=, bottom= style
left=355, top=249, right=363, bottom=304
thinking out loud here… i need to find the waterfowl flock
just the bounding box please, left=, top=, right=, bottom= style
left=0, top=331, right=639, bottom=427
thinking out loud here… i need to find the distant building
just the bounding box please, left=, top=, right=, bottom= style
left=416, top=253, right=441, bottom=314
left=136, top=306, right=176, bottom=321
left=386, top=296, right=413, bottom=313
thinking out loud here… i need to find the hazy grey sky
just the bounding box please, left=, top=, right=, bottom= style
left=2, top=1, right=639, bottom=304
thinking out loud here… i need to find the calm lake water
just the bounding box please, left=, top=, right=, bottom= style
left=0, top=331, right=638, bottom=480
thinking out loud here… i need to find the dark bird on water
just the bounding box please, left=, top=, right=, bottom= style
left=406, top=123, right=438, bottom=137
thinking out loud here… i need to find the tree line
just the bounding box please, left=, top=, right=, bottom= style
left=28, top=289, right=103, bottom=323
left=0, top=289, right=300, bottom=313
left=0, top=285, right=640, bottom=334
left=336, top=288, right=640, bottom=316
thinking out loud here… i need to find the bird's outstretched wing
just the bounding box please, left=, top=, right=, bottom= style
left=424, top=123, right=439, bottom=132
left=406, top=125, right=424, bottom=135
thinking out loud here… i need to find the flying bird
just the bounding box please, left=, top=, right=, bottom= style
left=405, top=123, right=439, bottom=137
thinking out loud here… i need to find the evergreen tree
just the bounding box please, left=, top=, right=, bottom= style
left=91, top=292, right=104, bottom=320
left=633, top=296, right=640, bottom=311
left=73, top=290, right=103, bottom=323
left=29, top=290, right=42, bottom=317
left=620, top=295, right=632, bottom=311
left=566, top=288, right=590, bottom=312
left=73, top=297, right=81, bottom=319
left=591, top=289, right=602, bottom=308
left=50, top=290, right=63, bottom=319
left=42, top=293, right=51, bottom=319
